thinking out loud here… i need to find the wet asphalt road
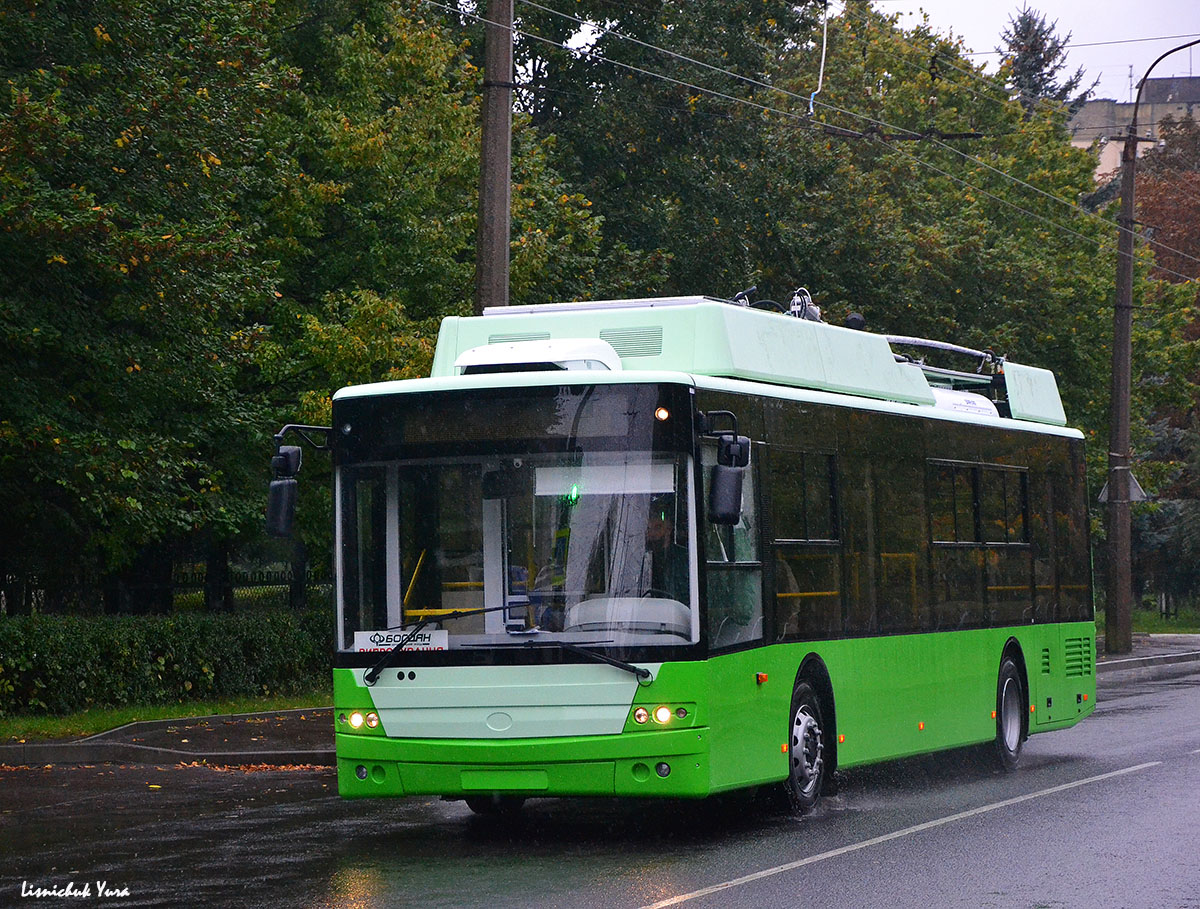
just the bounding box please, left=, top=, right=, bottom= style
left=3, top=672, right=1199, bottom=909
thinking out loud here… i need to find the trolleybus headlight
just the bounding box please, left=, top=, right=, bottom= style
left=365, top=712, right=379, bottom=728
left=349, top=711, right=365, bottom=729
left=653, top=705, right=672, bottom=724
left=634, top=707, right=650, bottom=724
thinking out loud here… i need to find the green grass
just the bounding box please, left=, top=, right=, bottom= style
left=1, top=687, right=333, bottom=743
left=1095, top=607, right=1200, bottom=635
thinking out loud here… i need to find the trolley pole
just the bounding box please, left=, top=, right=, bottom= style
left=1105, top=37, right=1200, bottom=655
left=475, top=0, right=513, bottom=315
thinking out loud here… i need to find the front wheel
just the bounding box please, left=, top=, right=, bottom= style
left=994, top=657, right=1025, bottom=771
left=785, top=679, right=827, bottom=812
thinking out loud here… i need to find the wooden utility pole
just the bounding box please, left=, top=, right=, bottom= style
left=1106, top=37, right=1200, bottom=654
left=1106, top=122, right=1136, bottom=655
left=475, top=0, right=513, bottom=315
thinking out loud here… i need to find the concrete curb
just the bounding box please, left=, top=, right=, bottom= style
left=77, top=705, right=331, bottom=742
left=0, top=741, right=334, bottom=767
left=1, top=706, right=335, bottom=768
left=1096, top=650, right=1200, bottom=687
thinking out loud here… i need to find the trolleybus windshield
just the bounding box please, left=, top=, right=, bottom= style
left=335, top=384, right=699, bottom=652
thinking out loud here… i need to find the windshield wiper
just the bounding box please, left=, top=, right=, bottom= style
left=465, top=639, right=652, bottom=683
left=363, top=604, right=513, bottom=685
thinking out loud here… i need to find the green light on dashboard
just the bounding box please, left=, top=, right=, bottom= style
left=566, top=483, right=580, bottom=505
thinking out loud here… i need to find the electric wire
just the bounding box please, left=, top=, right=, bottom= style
left=512, top=0, right=1200, bottom=273
left=426, top=0, right=1199, bottom=282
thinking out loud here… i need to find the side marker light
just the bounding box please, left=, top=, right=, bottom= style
left=756, top=672, right=768, bottom=685
left=918, top=721, right=925, bottom=731
left=991, top=711, right=997, bottom=719
left=1083, top=694, right=1088, bottom=701
left=1030, top=705, right=1036, bottom=713
left=838, top=734, right=845, bottom=744
left=781, top=743, right=788, bottom=754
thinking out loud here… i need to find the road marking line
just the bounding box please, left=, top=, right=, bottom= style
left=642, top=762, right=1162, bottom=909
left=1191, top=749, right=1200, bottom=754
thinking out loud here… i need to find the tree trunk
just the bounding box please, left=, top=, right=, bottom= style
left=288, top=537, right=308, bottom=610
left=205, top=539, right=235, bottom=612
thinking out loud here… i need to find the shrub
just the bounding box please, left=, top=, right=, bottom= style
left=0, top=610, right=332, bottom=716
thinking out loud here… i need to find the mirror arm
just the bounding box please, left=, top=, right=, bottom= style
left=273, top=424, right=332, bottom=452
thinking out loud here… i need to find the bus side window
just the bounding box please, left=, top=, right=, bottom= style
left=702, top=442, right=762, bottom=648
left=770, top=449, right=842, bottom=641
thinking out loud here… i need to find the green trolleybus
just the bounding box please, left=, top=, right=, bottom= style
left=267, top=295, right=1095, bottom=814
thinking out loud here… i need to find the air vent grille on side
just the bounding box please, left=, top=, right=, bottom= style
left=599, top=326, right=663, bottom=358
left=1063, top=637, right=1093, bottom=677
left=488, top=332, right=551, bottom=344
left=1041, top=648, right=1051, bottom=675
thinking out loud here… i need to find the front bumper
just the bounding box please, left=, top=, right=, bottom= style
left=335, top=727, right=711, bottom=799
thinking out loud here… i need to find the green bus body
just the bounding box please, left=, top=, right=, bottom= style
left=326, top=298, right=1095, bottom=802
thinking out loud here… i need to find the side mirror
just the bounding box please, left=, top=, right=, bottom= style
left=708, top=465, right=744, bottom=525
left=266, top=477, right=298, bottom=537
left=718, top=434, right=750, bottom=468
left=272, top=445, right=302, bottom=477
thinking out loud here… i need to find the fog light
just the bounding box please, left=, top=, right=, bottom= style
left=653, top=706, right=672, bottom=724
left=655, top=762, right=671, bottom=778
left=365, top=712, right=379, bottom=728
left=634, top=707, right=649, bottom=724
left=355, top=764, right=368, bottom=780
left=349, top=711, right=365, bottom=729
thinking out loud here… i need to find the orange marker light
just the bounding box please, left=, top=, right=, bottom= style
left=918, top=721, right=925, bottom=731
left=837, top=734, right=845, bottom=744
left=991, top=711, right=997, bottom=719
left=756, top=672, right=768, bottom=685
left=781, top=743, right=788, bottom=754
left=1083, top=694, right=1088, bottom=701
left=1030, top=705, right=1036, bottom=713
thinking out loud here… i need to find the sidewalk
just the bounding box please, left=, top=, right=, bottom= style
left=3, top=634, right=1198, bottom=768
left=1095, top=632, right=1200, bottom=686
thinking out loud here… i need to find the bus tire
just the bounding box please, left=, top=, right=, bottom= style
left=465, top=794, right=526, bottom=816
left=994, top=656, right=1024, bottom=771
left=785, top=679, right=827, bottom=813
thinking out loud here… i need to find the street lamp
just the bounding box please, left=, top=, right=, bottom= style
left=1105, top=38, right=1200, bottom=655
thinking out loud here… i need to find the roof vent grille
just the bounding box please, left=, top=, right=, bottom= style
left=488, top=332, right=551, bottom=344
left=599, top=327, right=663, bottom=358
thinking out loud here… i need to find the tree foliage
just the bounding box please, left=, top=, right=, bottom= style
left=0, top=0, right=294, bottom=600
left=1, top=0, right=1196, bottom=611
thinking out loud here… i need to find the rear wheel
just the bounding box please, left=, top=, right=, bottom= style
left=464, top=794, right=526, bottom=816
left=994, top=657, right=1025, bottom=771
left=785, top=679, right=826, bottom=812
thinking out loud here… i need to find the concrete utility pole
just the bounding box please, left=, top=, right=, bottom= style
left=474, top=0, right=514, bottom=316
left=1106, top=37, right=1200, bottom=655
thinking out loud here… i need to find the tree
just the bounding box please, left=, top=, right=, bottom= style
left=1137, top=114, right=1200, bottom=281
left=997, top=7, right=1095, bottom=118
left=0, top=0, right=296, bottom=609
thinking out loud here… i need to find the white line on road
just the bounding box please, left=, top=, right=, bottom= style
left=642, top=762, right=1162, bottom=909
left=1191, top=749, right=1200, bottom=754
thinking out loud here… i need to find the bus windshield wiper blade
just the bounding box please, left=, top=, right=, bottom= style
left=363, top=604, right=513, bottom=685
left=465, top=640, right=652, bottom=683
